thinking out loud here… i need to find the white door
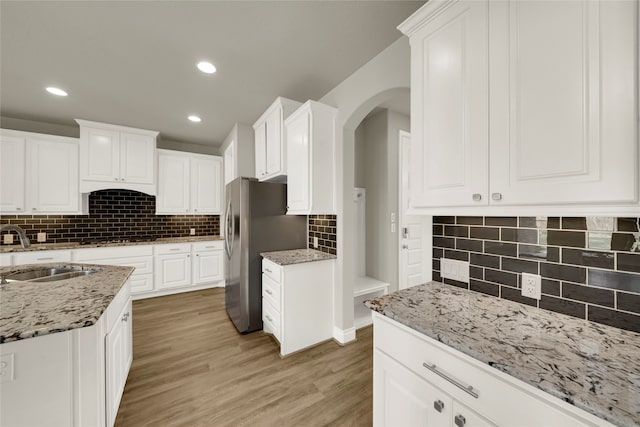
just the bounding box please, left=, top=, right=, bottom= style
left=374, top=349, right=452, bottom=427
left=26, top=138, right=79, bottom=213
left=255, top=121, right=267, bottom=179
left=410, top=1, right=489, bottom=207
left=0, top=135, right=25, bottom=212
left=83, top=127, right=120, bottom=182
left=156, top=152, right=190, bottom=214
left=489, top=0, right=638, bottom=205
left=286, top=111, right=310, bottom=212
left=193, top=250, right=224, bottom=284
left=191, top=156, right=221, bottom=214
left=224, top=140, right=235, bottom=185
left=120, top=132, right=155, bottom=184
left=265, top=107, right=283, bottom=177
left=399, top=131, right=431, bottom=290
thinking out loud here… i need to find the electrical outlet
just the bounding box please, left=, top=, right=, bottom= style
left=313, top=236, right=319, bottom=248
left=3, top=234, right=13, bottom=245
left=440, top=258, right=469, bottom=284
left=37, top=232, right=46, bottom=243
left=190, top=228, right=196, bottom=236
left=521, top=273, right=542, bottom=300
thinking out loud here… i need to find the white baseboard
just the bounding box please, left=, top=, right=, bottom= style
left=333, top=326, right=356, bottom=345
left=132, top=281, right=224, bottom=300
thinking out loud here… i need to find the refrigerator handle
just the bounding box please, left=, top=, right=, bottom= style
left=224, top=198, right=233, bottom=259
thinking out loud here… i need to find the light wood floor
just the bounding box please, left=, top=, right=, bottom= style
left=115, top=288, right=373, bottom=427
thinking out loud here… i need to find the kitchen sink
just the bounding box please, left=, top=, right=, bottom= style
left=2, top=267, right=98, bottom=283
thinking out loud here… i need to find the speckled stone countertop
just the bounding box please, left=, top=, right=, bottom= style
left=0, top=235, right=224, bottom=253
left=0, top=263, right=133, bottom=343
left=261, top=249, right=336, bottom=266
left=365, top=281, right=640, bottom=427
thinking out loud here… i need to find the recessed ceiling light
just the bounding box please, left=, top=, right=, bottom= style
left=188, top=115, right=202, bottom=123
left=46, top=87, right=68, bottom=96
left=197, top=61, right=216, bottom=74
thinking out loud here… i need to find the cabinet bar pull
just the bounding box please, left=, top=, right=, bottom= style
left=265, top=289, right=273, bottom=296
left=264, top=268, right=272, bottom=273
left=169, top=248, right=181, bottom=251
left=37, top=257, right=54, bottom=261
left=422, top=362, right=478, bottom=398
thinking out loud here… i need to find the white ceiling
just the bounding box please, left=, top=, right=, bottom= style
left=0, top=1, right=423, bottom=148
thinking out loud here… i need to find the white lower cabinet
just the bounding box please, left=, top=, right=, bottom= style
left=373, top=313, right=614, bottom=427
left=154, top=243, right=192, bottom=290
left=261, top=258, right=333, bottom=356
left=192, top=241, right=224, bottom=285
left=0, top=280, right=132, bottom=427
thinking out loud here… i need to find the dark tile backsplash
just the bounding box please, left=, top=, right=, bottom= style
left=1, top=189, right=220, bottom=244
left=433, top=216, right=640, bottom=334
left=308, top=214, right=337, bottom=255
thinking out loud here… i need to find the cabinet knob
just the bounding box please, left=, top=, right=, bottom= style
left=265, top=314, right=273, bottom=322
left=472, top=193, right=482, bottom=202
left=491, top=192, right=502, bottom=201
left=121, top=178, right=126, bottom=181
left=32, top=208, right=36, bottom=211
left=194, top=209, right=198, bottom=212
left=454, top=415, right=466, bottom=427
left=433, top=400, right=444, bottom=413
left=16, top=207, right=22, bottom=211
left=402, top=244, right=408, bottom=249
left=114, top=177, right=119, bottom=181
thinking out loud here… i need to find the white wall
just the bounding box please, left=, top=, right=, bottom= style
left=319, top=36, right=410, bottom=340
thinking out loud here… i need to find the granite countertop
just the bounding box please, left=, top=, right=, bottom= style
left=0, top=235, right=224, bottom=253
left=261, top=249, right=337, bottom=266
left=0, top=263, right=134, bottom=343
left=365, top=282, right=640, bottom=427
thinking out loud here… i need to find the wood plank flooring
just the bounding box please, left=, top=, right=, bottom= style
left=115, top=288, right=373, bottom=427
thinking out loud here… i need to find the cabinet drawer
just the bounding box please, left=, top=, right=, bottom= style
left=129, top=274, right=154, bottom=294
left=262, top=274, right=281, bottom=311
left=154, top=243, right=191, bottom=255
left=105, top=280, right=131, bottom=333
left=262, top=258, right=281, bottom=283
left=78, top=256, right=153, bottom=275
left=13, top=250, right=72, bottom=265
left=262, top=299, right=281, bottom=342
left=191, top=240, right=223, bottom=251
left=374, top=314, right=600, bottom=427
left=73, top=245, right=152, bottom=261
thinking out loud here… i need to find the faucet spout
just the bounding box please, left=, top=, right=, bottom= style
left=0, top=224, right=31, bottom=248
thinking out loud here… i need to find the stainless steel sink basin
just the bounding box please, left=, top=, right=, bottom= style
left=3, top=267, right=98, bottom=283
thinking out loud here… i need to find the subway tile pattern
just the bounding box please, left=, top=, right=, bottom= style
left=433, top=216, right=640, bottom=334
left=0, top=190, right=220, bottom=245
left=308, top=214, right=337, bottom=255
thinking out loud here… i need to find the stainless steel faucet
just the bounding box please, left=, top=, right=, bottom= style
left=0, top=224, right=31, bottom=248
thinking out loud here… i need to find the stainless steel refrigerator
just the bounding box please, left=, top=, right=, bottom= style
left=223, top=177, right=307, bottom=333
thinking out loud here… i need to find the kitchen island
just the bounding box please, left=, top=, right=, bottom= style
left=0, top=263, right=134, bottom=427
left=366, top=282, right=640, bottom=427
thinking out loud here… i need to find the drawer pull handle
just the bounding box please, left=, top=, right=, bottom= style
left=264, top=268, right=272, bottom=273
left=265, top=289, right=273, bottom=296
left=265, top=314, right=273, bottom=322
left=205, top=246, right=215, bottom=249
left=433, top=400, right=444, bottom=413
left=169, top=248, right=181, bottom=251
left=422, top=362, right=478, bottom=399
left=37, top=257, right=54, bottom=261
left=454, top=414, right=466, bottom=427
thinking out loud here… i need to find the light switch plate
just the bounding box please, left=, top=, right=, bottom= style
left=313, top=236, right=319, bottom=248
left=3, top=234, right=13, bottom=244
left=440, top=258, right=469, bottom=284
left=190, top=228, right=196, bottom=236
left=37, top=232, right=46, bottom=243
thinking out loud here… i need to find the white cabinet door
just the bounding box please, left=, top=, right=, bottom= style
left=120, top=132, right=155, bottom=185
left=0, top=135, right=25, bottom=213
left=26, top=138, right=79, bottom=213
left=489, top=0, right=638, bottom=205
left=408, top=1, right=489, bottom=208
left=83, top=127, right=120, bottom=183
left=374, top=349, right=452, bottom=427
left=265, top=107, right=283, bottom=178
left=191, top=156, right=222, bottom=214
left=155, top=253, right=192, bottom=290
left=254, top=121, right=267, bottom=179
left=105, top=298, right=132, bottom=427
left=286, top=111, right=310, bottom=212
left=223, top=140, right=235, bottom=185
left=156, top=152, right=190, bottom=214
left=193, top=250, right=224, bottom=284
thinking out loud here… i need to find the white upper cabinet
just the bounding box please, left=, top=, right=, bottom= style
left=285, top=100, right=337, bottom=215
left=76, top=119, right=158, bottom=195
left=399, top=0, right=638, bottom=212
left=222, top=123, right=255, bottom=186
left=0, top=134, right=25, bottom=212
left=0, top=129, right=83, bottom=214
left=156, top=149, right=222, bottom=215
left=253, top=97, right=302, bottom=182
